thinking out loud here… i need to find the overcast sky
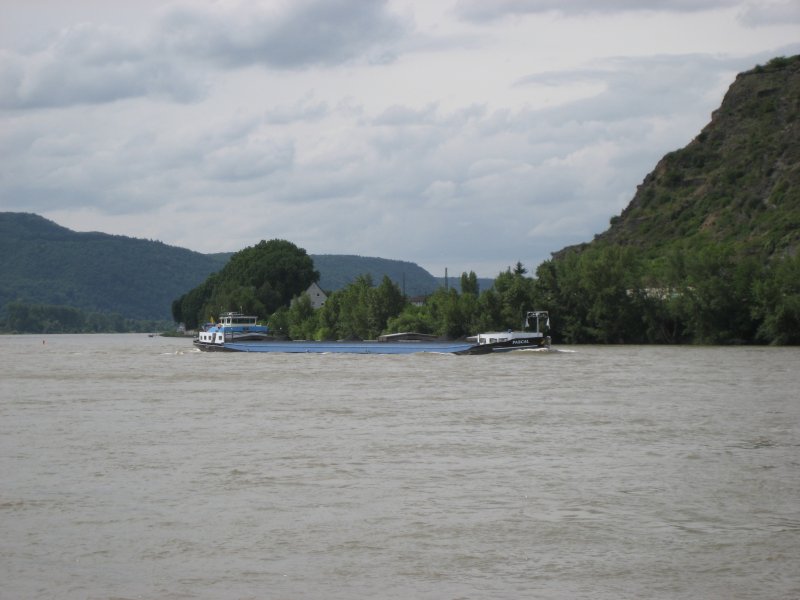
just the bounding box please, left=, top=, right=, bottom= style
left=2, top=1, right=799, bottom=277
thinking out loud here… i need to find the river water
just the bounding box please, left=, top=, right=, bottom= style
left=1, top=334, right=798, bottom=599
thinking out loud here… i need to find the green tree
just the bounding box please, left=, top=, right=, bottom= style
left=681, top=245, right=760, bottom=343
left=268, top=306, right=290, bottom=337
left=386, top=304, right=435, bottom=334
left=173, top=239, right=318, bottom=329
left=174, top=274, right=218, bottom=329
left=336, top=274, right=373, bottom=339
left=754, top=253, right=800, bottom=344
left=287, top=293, right=318, bottom=340
left=579, top=246, right=643, bottom=343
left=494, top=264, right=536, bottom=329
left=533, top=249, right=642, bottom=343
left=368, top=276, right=406, bottom=336
left=2, top=301, right=170, bottom=333
left=475, top=287, right=504, bottom=332
left=460, top=271, right=479, bottom=296
left=316, top=294, right=342, bottom=340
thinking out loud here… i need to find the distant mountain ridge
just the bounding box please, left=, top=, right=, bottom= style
left=0, top=212, right=444, bottom=319
left=0, top=213, right=230, bottom=320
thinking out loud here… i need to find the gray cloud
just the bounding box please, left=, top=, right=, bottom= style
left=1, top=51, right=774, bottom=260
left=373, top=103, right=439, bottom=126
left=203, top=140, right=295, bottom=182
left=0, top=23, right=204, bottom=109
left=1, top=105, right=288, bottom=216
left=2, top=0, right=796, bottom=276
left=738, top=1, right=800, bottom=26
left=320, top=52, right=777, bottom=268
left=517, top=54, right=747, bottom=121
left=264, top=98, right=330, bottom=124
left=0, top=0, right=411, bottom=110
left=454, top=0, right=741, bottom=21
left=156, top=0, right=410, bottom=68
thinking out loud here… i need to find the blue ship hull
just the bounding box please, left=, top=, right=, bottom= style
left=194, top=339, right=489, bottom=355
left=194, top=310, right=550, bottom=355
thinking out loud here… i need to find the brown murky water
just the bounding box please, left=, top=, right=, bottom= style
left=2, top=335, right=798, bottom=599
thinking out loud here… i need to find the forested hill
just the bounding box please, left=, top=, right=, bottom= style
left=539, top=56, right=800, bottom=344
left=0, top=212, right=443, bottom=320
left=0, top=213, right=230, bottom=320
left=567, top=55, right=800, bottom=259
left=311, top=255, right=438, bottom=296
